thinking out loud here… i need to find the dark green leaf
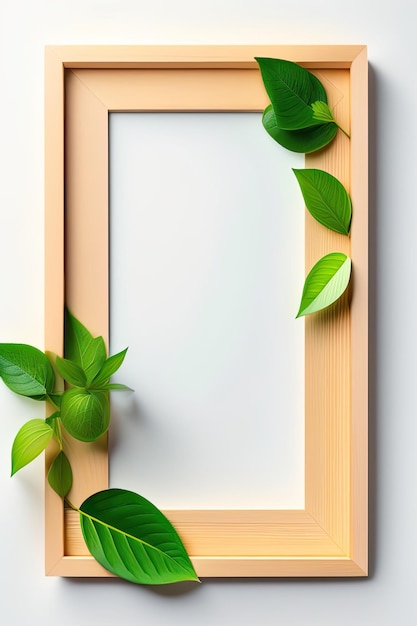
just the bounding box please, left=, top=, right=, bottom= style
left=91, top=348, right=128, bottom=388
left=0, top=343, right=55, bottom=399
left=65, top=309, right=106, bottom=384
left=45, top=411, right=60, bottom=427
left=11, top=419, right=53, bottom=475
left=55, top=356, right=87, bottom=387
left=256, top=57, right=327, bottom=130
left=262, top=104, right=337, bottom=153
left=48, top=451, right=73, bottom=498
left=293, top=168, right=352, bottom=235
left=297, top=252, right=351, bottom=317
left=79, top=488, right=199, bottom=585
left=60, top=388, right=110, bottom=442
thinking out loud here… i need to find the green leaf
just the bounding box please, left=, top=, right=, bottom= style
left=311, top=100, right=336, bottom=124
left=48, top=392, right=63, bottom=409
left=293, top=168, right=352, bottom=235
left=262, top=104, right=337, bottom=154
left=297, top=252, right=351, bottom=317
left=91, top=348, right=128, bottom=388
left=65, top=309, right=106, bottom=384
left=55, top=356, right=87, bottom=387
left=79, top=488, right=199, bottom=585
left=0, top=343, right=55, bottom=400
left=98, top=383, right=133, bottom=391
left=45, top=412, right=62, bottom=441
left=60, top=388, right=110, bottom=442
left=11, top=419, right=53, bottom=475
left=48, top=451, right=73, bottom=498
left=255, top=57, right=327, bottom=130
left=45, top=411, right=60, bottom=428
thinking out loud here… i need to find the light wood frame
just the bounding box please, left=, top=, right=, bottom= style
left=44, top=45, right=368, bottom=578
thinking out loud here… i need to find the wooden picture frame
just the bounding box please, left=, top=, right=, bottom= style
left=44, top=45, right=368, bottom=578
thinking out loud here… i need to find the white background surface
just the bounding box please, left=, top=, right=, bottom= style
left=0, top=1, right=416, bottom=624
left=109, top=112, right=304, bottom=509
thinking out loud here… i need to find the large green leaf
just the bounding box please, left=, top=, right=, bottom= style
left=11, top=418, right=53, bottom=475
left=255, top=57, right=327, bottom=130
left=293, top=168, right=352, bottom=235
left=90, top=348, right=128, bottom=389
left=60, top=388, right=110, bottom=442
left=297, top=252, right=352, bottom=317
left=65, top=309, right=106, bottom=384
left=48, top=450, right=73, bottom=498
left=79, top=488, right=199, bottom=585
left=0, top=343, right=55, bottom=399
left=262, top=104, right=337, bottom=154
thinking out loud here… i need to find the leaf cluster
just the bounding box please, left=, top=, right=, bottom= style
left=255, top=57, right=353, bottom=316
left=1, top=310, right=198, bottom=585
left=255, top=57, right=346, bottom=153
left=0, top=308, right=130, bottom=482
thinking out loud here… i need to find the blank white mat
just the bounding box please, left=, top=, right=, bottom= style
left=109, top=112, right=305, bottom=509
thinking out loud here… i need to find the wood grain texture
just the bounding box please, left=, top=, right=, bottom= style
left=44, top=46, right=368, bottom=577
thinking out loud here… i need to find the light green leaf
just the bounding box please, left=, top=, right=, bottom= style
left=312, top=101, right=349, bottom=138
left=91, top=348, right=128, bottom=388
left=55, top=356, right=87, bottom=387
left=255, top=57, right=327, bottom=130
left=65, top=309, right=106, bottom=384
left=293, top=168, right=352, bottom=235
left=262, top=104, right=337, bottom=154
left=0, top=343, right=55, bottom=400
left=11, top=419, right=53, bottom=475
left=311, top=100, right=336, bottom=124
left=79, top=488, right=199, bottom=585
left=48, top=451, right=73, bottom=498
left=60, top=388, right=110, bottom=442
left=297, top=252, right=352, bottom=317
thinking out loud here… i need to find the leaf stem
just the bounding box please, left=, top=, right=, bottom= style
left=65, top=498, right=79, bottom=512
left=337, top=123, right=350, bottom=139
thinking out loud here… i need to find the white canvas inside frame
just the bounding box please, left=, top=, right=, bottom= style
left=109, top=112, right=305, bottom=509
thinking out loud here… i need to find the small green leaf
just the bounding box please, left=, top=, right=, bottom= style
left=65, top=309, right=106, bottom=384
left=262, top=104, right=337, bottom=154
left=297, top=252, right=351, bottom=317
left=60, top=388, right=110, bottom=442
left=79, top=488, right=199, bottom=585
left=311, top=100, right=336, bottom=124
left=293, top=168, right=352, bottom=235
left=255, top=57, right=327, bottom=130
left=312, top=101, right=350, bottom=138
left=46, top=412, right=62, bottom=442
left=55, top=356, right=87, bottom=387
left=48, top=451, right=73, bottom=498
left=0, top=343, right=55, bottom=399
left=45, top=411, right=60, bottom=428
left=98, top=383, right=133, bottom=391
left=48, top=392, right=63, bottom=409
left=91, top=348, right=128, bottom=388
left=11, top=419, right=53, bottom=475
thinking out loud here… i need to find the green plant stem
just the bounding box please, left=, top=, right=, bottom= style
left=65, top=498, right=79, bottom=512
left=55, top=418, right=63, bottom=451
left=337, top=123, right=350, bottom=139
